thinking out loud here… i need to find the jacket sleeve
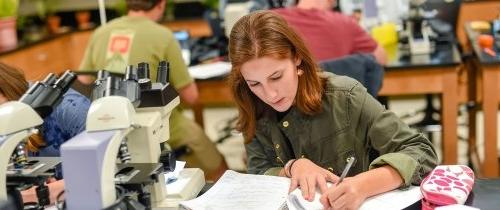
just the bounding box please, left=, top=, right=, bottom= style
left=352, top=84, right=438, bottom=188
left=245, top=137, right=283, bottom=176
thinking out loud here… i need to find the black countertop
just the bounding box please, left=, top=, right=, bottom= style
left=193, top=43, right=463, bottom=81
left=385, top=43, right=462, bottom=70
left=405, top=178, right=500, bottom=210
left=467, top=178, right=500, bottom=209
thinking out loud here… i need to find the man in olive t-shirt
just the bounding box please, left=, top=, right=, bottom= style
left=78, top=0, right=227, bottom=181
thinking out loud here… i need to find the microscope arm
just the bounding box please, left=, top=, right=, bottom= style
left=0, top=102, right=43, bottom=136
left=0, top=102, right=43, bottom=201
left=0, top=131, right=37, bottom=201
left=61, top=96, right=137, bottom=210
left=62, top=128, right=134, bottom=209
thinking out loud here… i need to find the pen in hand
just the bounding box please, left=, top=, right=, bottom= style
left=336, top=156, right=356, bottom=186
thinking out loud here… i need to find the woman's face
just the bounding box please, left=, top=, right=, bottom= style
left=0, top=92, right=7, bottom=105
left=240, top=56, right=301, bottom=112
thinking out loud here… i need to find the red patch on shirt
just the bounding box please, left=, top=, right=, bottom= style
left=109, top=36, right=131, bottom=54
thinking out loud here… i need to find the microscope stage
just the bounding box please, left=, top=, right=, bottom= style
left=6, top=157, right=60, bottom=186
left=115, top=163, right=164, bottom=185
left=6, top=157, right=60, bottom=177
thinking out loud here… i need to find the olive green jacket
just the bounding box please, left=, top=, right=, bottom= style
left=246, top=72, right=438, bottom=188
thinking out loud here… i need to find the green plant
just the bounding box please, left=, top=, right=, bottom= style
left=114, top=0, right=127, bottom=16
left=16, top=14, right=27, bottom=28
left=0, top=0, right=19, bottom=18
left=35, top=0, right=60, bottom=19
left=203, top=0, right=218, bottom=11
left=163, top=0, right=175, bottom=21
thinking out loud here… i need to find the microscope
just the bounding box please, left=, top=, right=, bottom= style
left=0, top=71, right=77, bottom=209
left=400, top=0, right=438, bottom=54
left=61, top=61, right=204, bottom=210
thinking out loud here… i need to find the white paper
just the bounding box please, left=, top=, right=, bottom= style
left=181, top=170, right=422, bottom=210
left=188, top=62, right=231, bottom=79
left=179, top=170, right=290, bottom=210
left=164, top=161, right=186, bottom=184
left=287, top=185, right=422, bottom=210
left=435, top=204, right=480, bottom=210
left=359, top=186, right=422, bottom=210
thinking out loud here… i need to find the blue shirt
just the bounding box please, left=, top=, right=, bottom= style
left=33, top=89, right=90, bottom=157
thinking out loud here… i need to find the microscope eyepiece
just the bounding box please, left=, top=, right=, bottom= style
left=137, top=62, right=152, bottom=90
left=125, top=65, right=138, bottom=81
left=92, top=67, right=141, bottom=105
left=42, top=73, right=57, bottom=86
left=157, top=60, right=169, bottom=84
left=105, top=76, right=122, bottom=97
left=53, top=70, right=77, bottom=92
left=21, top=82, right=43, bottom=100
left=97, top=70, right=110, bottom=81
left=19, top=71, right=77, bottom=118
left=137, top=62, right=150, bottom=80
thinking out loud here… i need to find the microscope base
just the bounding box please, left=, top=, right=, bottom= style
left=153, top=168, right=205, bottom=209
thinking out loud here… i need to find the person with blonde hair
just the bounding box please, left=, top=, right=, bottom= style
left=227, top=11, right=437, bottom=209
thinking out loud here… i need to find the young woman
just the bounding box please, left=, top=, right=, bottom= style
left=0, top=62, right=90, bottom=204
left=227, top=11, right=437, bottom=209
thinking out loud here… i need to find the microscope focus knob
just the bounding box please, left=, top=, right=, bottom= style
left=159, top=149, right=176, bottom=172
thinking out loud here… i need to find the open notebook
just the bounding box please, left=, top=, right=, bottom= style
left=179, top=170, right=422, bottom=210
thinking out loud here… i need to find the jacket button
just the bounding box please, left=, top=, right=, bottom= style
left=275, top=144, right=280, bottom=149
left=346, top=157, right=353, bottom=163
left=301, top=155, right=305, bottom=158
left=283, top=121, right=289, bottom=127
left=327, top=167, right=334, bottom=172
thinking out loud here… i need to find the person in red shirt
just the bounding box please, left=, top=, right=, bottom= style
left=273, top=0, right=387, bottom=64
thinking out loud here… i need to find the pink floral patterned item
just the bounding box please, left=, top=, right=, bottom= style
left=420, top=165, right=475, bottom=210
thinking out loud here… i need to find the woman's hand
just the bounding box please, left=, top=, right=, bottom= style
left=289, top=158, right=339, bottom=201
left=320, top=165, right=404, bottom=210
left=319, top=177, right=367, bottom=210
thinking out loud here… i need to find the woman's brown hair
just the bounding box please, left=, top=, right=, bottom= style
left=228, top=11, right=325, bottom=143
left=0, top=62, right=45, bottom=151
left=0, top=62, right=28, bottom=101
